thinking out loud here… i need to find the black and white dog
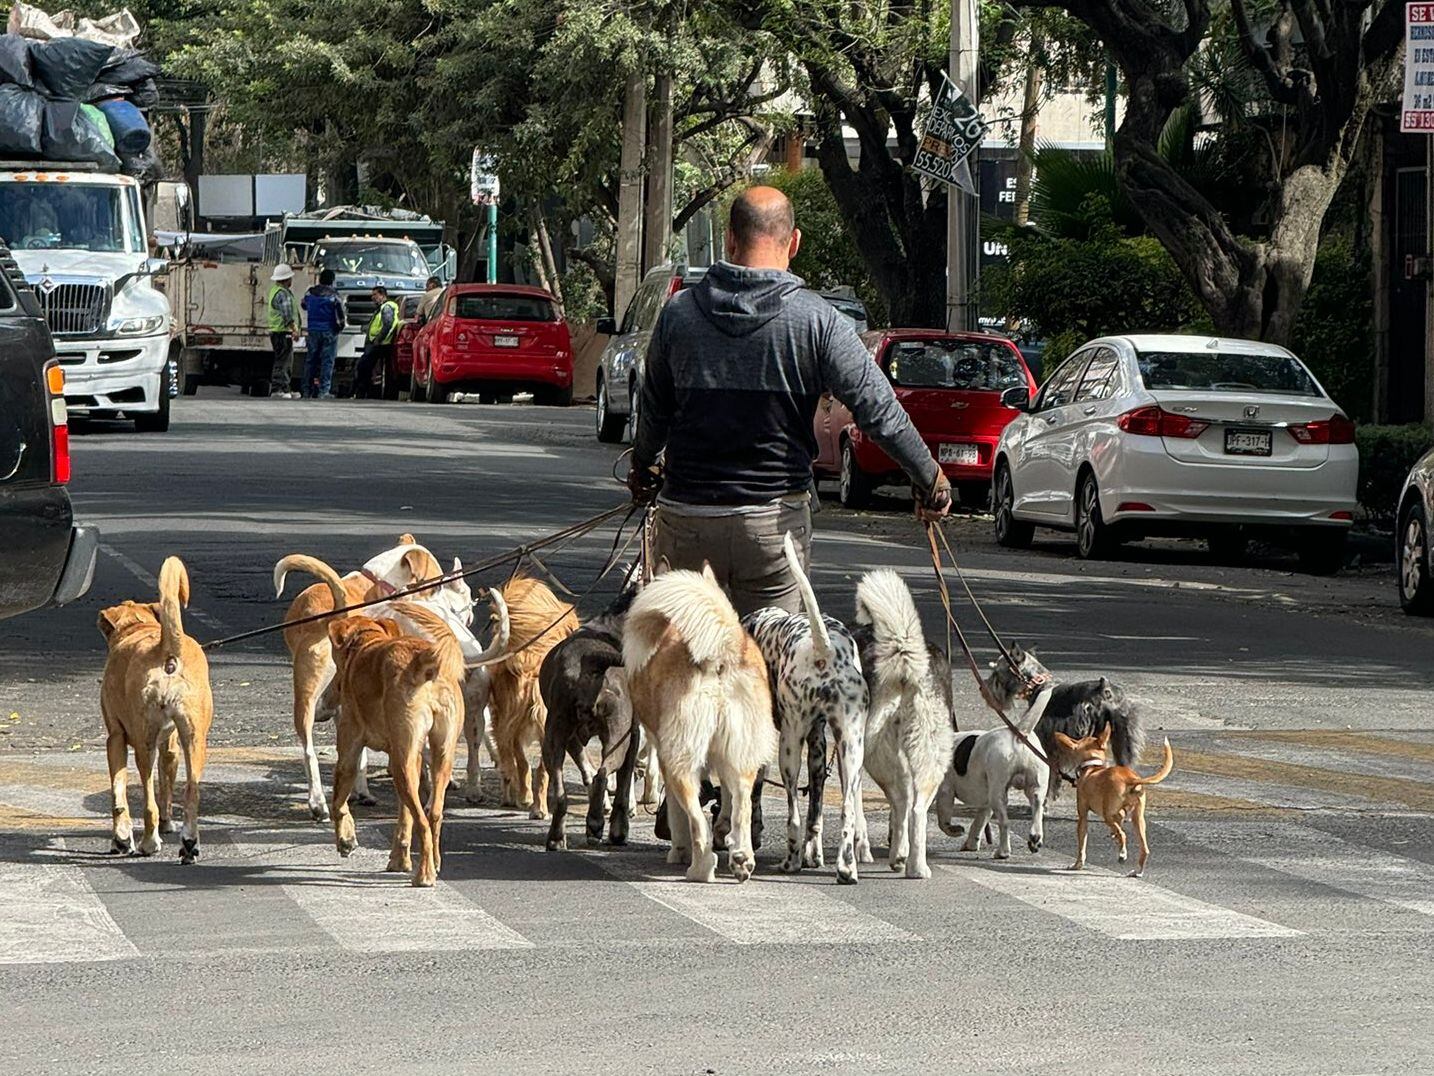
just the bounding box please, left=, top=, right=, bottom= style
left=987, top=644, right=1146, bottom=799
left=742, top=534, right=869, bottom=884
left=537, top=586, right=640, bottom=850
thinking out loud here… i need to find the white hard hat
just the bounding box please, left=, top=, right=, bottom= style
left=271, top=264, right=294, bottom=282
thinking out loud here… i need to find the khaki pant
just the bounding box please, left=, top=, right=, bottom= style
left=652, top=500, right=812, bottom=617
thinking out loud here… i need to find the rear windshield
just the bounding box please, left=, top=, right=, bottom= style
left=453, top=294, right=556, bottom=322
left=885, top=339, right=1027, bottom=391
left=1137, top=350, right=1319, bottom=396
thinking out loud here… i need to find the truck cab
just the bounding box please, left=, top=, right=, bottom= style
left=0, top=168, right=174, bottom=432
left=309, top=235, right=431, bottom=366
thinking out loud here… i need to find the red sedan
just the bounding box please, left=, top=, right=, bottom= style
left=813, top=330, right=1038, bottom=508
left=410, top=285, right=573, bottom=406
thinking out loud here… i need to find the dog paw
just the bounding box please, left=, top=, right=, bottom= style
left=350, top=791, right=379, bottom=809
left=993, top=849, right=1010, bottom=861
left=666, top=846, right=687, bottom=865
left=729, top=851, right=754, bottom=884
left=905, top=860, right=932, bottom=880
left=1117, top=850, right=1128, bottom=863
left=411, top=871, right=437, bottom=889
left=138, top=834, right=161, bottom=857
left=1128, top=869, right=1145, bottom=879
left=179, top=838, right=200, bottom=865
left=779, top=850, right=802, bottom=873
left=889, top=855, right=905, bottom=872
left=686, top=851, right=718, bottom=883
left=159, top=819, right=178, bottom=835
left=801, top=842, right=823, bottom=869
left=110, top=834, right=135, bottom=855
left=309, top=799, right=331, bottom=823
left=336, top=836, right=358, bottom=858
left=1069, top=861, right=1084, bottom=872
left=608, top=816, right=629, bottom=846
left=384, top=854, right=412, bottom=873
left=1028, top=835, right=1043, bottom=854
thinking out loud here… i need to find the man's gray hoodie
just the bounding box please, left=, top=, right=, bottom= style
left=634, top=261, right=939, bottom=506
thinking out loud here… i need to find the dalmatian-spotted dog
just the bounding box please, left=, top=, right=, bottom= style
left=741, top=533, right=869, bottom=885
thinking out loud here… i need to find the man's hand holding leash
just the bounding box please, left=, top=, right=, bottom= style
left=916, top=472, right=953, bottom=522
left=628, top=462, right=663, bottom=506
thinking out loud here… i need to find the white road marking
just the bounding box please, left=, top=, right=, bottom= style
left=0, top=861, right=138, bottom=964
left=1164, top=820, right=1434, bottom=918
left=950, top=865, right=1302, bottom=941
left=593, top=856, right=917, bottom=945
left=100, top=543, right=225, bottom=631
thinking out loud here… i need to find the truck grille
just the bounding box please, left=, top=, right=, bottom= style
left=344, top=294, right=377, bottom=325
left=37, top=282, right=111, bottom=336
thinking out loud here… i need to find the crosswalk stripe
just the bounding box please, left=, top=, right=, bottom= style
left=1161, top=771, right=1387, bottom=812
left=1239, top=730, right=1434, bottom=764
left=1175, top=749, right=1434, bottom=812
left=1163, top=820, right=1434, bottom=918
left=0, top=861, right=138, bottom=964
left=591, top=854, right=918, bottom=945
left=950, top=864, right=1303, bottom=941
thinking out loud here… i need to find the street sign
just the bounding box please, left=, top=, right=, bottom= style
left=471, top=149, right=500, bottom=206
left=1402, top=3, right=1434, bottom=131
left=912, top=73, right=988, bottom=192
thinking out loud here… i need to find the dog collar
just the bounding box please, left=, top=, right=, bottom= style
left=1076, top=759, right=1106, bottom=776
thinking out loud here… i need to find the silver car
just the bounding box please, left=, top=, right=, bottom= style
left=1398, top=445, right=1434, bottom=614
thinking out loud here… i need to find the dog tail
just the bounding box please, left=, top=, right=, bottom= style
left=157, top=556, right=190, bottom=665
left=854, top=569, right=929, bottom=688
left=273, top=553, right=348, bottom=610
left=783, top=531, right=832, bottom=660
left=1138, top=739, right=1174, bottom=786
left=1105, top=683, right=1146, bottom=768
left=623, top=568, right=743, bottom=672
left=389, top=601, right=465, bottom=684
left=473, top=589, right=509, bottom=667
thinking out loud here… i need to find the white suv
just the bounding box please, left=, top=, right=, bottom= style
left=992, top=334, right=1358, bottom=573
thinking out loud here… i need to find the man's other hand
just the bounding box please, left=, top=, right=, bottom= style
left=627, top=462, right=662, bottom=505
left=916, top=471, right=952, bottom=521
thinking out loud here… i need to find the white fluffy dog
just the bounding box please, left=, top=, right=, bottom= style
left=622, top=566, right=775, bottom=883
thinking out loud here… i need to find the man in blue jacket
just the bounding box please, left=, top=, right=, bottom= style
left=300, top=268, right=346, bottom=398
left=628, top=186, right=950, bottom=615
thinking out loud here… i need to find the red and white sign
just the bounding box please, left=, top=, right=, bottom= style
left=1403, top=3, right=1434, bottom=131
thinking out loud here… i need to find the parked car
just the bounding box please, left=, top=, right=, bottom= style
left=1397, top=445, right=1434, bottom=614
left=813, top=329, right=1037, bottom=508
left=817, top=290, right=870, bottom=334
left=992, top=334, right=1357, bottom=572
left=391, top=293, right=425, bottom=398
left=593, top=264, right=707, bottom=442
left=409, top=284, right=573, bottom=405
left=0, top=243, right=98, bottom=619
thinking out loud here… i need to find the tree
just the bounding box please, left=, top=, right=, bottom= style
left=1014, top=0, right=1405, bottom=343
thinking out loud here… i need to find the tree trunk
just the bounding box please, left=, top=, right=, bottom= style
left=1013, top=35, right=1044, bottom=228
left=535, top=213, right=564, bottom=311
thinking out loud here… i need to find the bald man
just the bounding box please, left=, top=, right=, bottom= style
left=628, top=185, right=949, bottom=615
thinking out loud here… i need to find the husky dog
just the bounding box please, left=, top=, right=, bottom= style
left=986, top=645, right=1145, bottom=799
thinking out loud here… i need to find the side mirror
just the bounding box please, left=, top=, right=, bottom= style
left=595, top=316, right=618, bottom=336
left=1001, top=386, right=1031, bottom=411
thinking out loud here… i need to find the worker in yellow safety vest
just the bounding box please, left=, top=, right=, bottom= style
left=352, top=286, right=401, bottom=399
left=266, top=264, right=301, bottom=398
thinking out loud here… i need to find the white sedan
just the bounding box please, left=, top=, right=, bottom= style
left=992, top=334, right=1358, bottom=573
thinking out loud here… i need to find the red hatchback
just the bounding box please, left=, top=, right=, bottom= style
left=813, top=330, right=1038, bottom=508
left=410, top=285, right=573, bottom=406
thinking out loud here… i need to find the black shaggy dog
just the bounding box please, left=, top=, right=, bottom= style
left=986, top=645, right=1146, bottom=798
left=538, top=587, right=640, bottom=850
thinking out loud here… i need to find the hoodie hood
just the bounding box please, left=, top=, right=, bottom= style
left=691, top=261, right=805, bottom=338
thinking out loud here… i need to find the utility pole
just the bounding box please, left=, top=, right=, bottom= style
left=643, top=71, right=674, bottom=273
left=614, top=71, right=647, bottom=321
left=486, top=201, right=498, bottom=284
left=945, top=0, right=980, bottom=330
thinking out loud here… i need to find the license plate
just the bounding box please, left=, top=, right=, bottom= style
left=939, top=443, right=980, bottom=466
left=1225, top=428, right=1272, bottom=456
left=493, top=335, right=520, bottom=348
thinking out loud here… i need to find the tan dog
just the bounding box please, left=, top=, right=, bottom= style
left=486, top=575, right=578, bottom=818
left=274, top=535, right=469, bottom=822
left=97, top=557, right=213, bottom=864
left=1055, top=727, right=1174, bottom=877
left=327, top=601, right=465, bottom=887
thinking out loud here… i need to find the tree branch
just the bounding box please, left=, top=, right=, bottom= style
left=1230, top=0, right=1301, bottom=106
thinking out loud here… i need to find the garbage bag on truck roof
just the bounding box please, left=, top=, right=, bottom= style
left=0, top=84, right=43, bottom=154
left=97, top=47, right=159, bottom=86
left=41, top=98, right=120, bottom=170
left=7, top=3, right=141, bottom=48
left=124, top=76, right=156, bottom=108
left=0, top=35, right=34, bottom=87
left=119, top=142, right=161, bottom=182
left=79, top=102, right=112, bottom=149
left=94, top=97, right=147, bottom=154
left=29, top=36, right=112, bottom=99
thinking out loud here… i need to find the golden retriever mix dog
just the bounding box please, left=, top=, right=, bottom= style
left=98, top=556, right=213, bottom=864
left=622, top=566, right=775, bottom=883
left=486, top=575, right=578, bottom=818
left=327, top=601, right=465, bottom=887
left=274, top=535, right=471, bottom=822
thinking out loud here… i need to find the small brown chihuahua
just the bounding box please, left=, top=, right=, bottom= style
left=1054, top=726, right=1174, bottom=877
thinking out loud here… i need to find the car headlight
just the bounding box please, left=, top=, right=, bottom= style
left=111, top=315, right=166, bottom=335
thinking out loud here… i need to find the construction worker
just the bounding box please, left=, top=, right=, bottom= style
left=353, top=285, right=400, bottom=399
left=266, top=264, right=300, bottom=398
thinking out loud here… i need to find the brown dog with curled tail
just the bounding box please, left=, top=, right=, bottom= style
left=1055, top=726, right=1174, bottom=878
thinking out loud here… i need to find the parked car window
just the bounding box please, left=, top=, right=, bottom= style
left=1136, top=350, right=1319, bottom=396
left=886, top=339, right=1027, bottom=392
left=621, top=277, right=659, bottom=334
left=453, top=293, right=557, bottom=322
left=636, top=275, right=669, bottom=332
left=1074, top=347, right=1121, bottom=402
left=1035, top=352, right=1090, bottom=410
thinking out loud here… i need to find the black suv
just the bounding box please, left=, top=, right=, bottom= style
left=0, top=242, right=97, bottom=620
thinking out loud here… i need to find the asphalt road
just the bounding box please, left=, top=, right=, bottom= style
left=3, top=393, right=1434, bottom=1074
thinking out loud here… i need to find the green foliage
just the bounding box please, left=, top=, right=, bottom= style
left=761, top=168, right=887, bottom=326
left=1292, top=234, right=1375, bottom=423
left=1356, top=425, right=1434, bottom=524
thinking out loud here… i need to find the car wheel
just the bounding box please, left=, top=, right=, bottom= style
left=430, top=380, right=450, bottom=404
left=478, top=392, right=498, bottom=405
left=1399, top=502, right=1434, bottom=615
left=839, top=439, right=875, bottom=509
left=1297, top=529, right=1347, bottom=575
left=409, top=375, right=427, bottom=403
left=1075, top=472, right=1115, bottom=559
left=993, top=464, right=1034, bottom=548
left=181, top=374, right=200, bottom=397
left=596, top=376, right=626, bottom=443
left=134, top=386, right=170, bottom=433
left=1208, top=530, right=1248, bottom=564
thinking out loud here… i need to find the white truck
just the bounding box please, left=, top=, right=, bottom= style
left=0, top=164, right=175, bottom=432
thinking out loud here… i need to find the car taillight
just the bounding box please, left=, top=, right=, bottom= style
left=46, top=363, right=70, bottom=484
left=1289, top=414, right=1356, bottom=445
left=1117, top=405, right=1209, bottom=439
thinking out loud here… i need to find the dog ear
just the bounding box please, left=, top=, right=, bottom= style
left=96, top=605, right=125, bottom=641
left=1053, top=732, right=1078, bottom=751
left=1099, top=724, right=1113, bottom=748
left=400, top=548, right=433, bottom=586
left=700, top=561, right=718, bottom=585
left=652, top=556, right=671, bottom=578
left=398, top=533, right=417, bottom=545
